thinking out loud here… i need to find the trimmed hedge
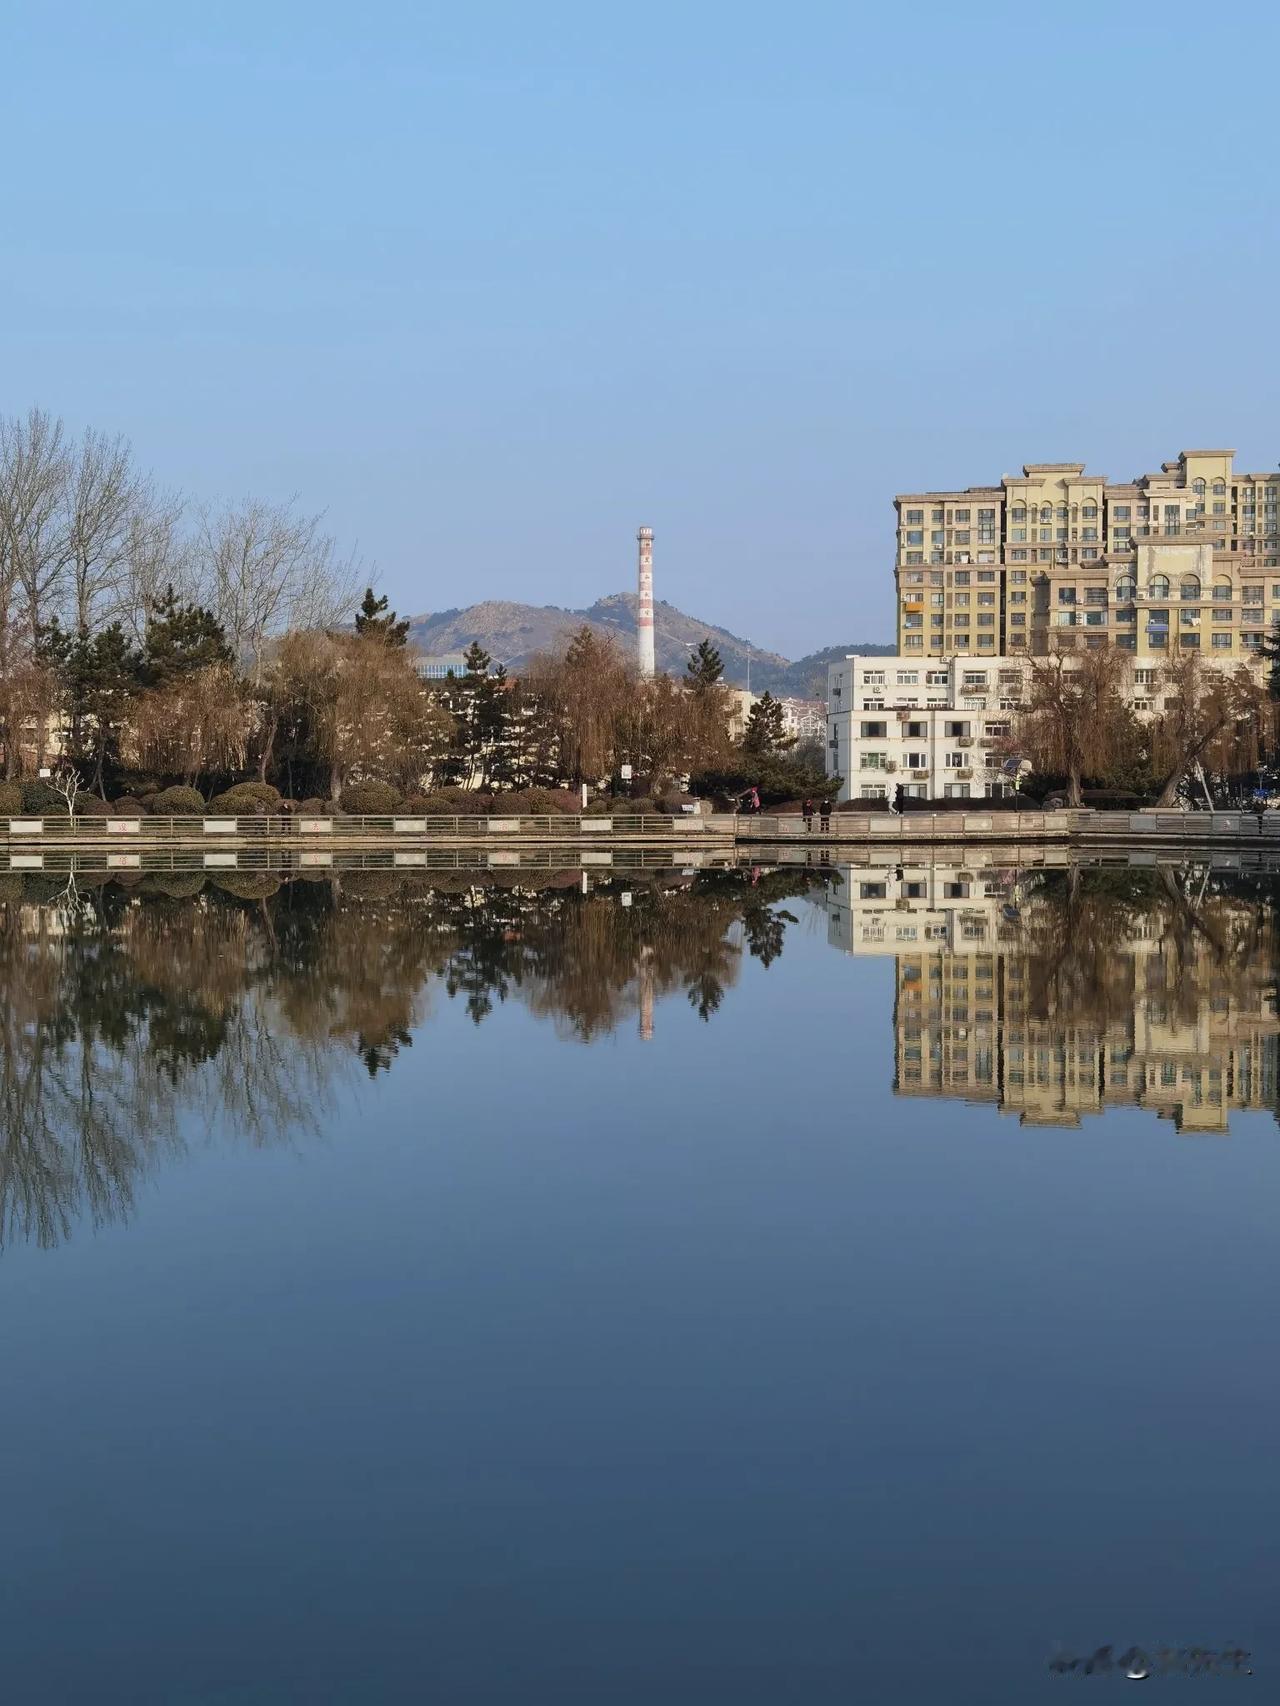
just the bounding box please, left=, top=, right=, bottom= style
left=21, top=780, right=71, bottom=816
left=109, top=797, right=148, bottom=816
left=0, top=781, right=24, bottom=816
left=339, top=780, right=403, bottom=816
left=150, top=785, right=207, bottom=817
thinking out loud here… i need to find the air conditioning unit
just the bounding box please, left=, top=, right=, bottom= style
left=957, top=736, right=974, bottom=748
left=958, top=767, right=974, bottom=779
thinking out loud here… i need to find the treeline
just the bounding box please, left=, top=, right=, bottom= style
left=1013, top=648, right=1278, bottom=807
left=0, top=407, right=836, bottom=811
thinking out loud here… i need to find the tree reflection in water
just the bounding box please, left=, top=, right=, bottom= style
left=0, top=866, right=824, bottom=1248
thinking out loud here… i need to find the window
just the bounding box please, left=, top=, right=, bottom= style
left=905, top=508, right=923, bottom=525
left=861, top=752, right=888, bottom=769
left=1212, top=606, right=1233, bottom=621
left=860, top=720, right=888, bottom=737
left=905, top=530, right=923, bottom=546
left=862, top=671, right=884, bottom=685
left=1135, top=668, right=1156, bottom=685
left=895, top=671, right=918, bottom=685
left=977, top=569, right=996, bottom=582
left=906, top=551, right=923, bottom=565
left=977, top=591, right=995, bottom=605
left=1011, top=507, right=1026, bottom=522
left=1213, top=480, right=1226, bottom=497
left=1149, top=575, right=1170, bottom=598
left=953, top=508, right=970, bottom=522
left=1180, top=576, right=1201, bottom=599
left=1192, top=478, right=1206, bottom=498
left=1212, top=632, right=1233, bottom=649
left=955, top=531, right=970, bottom=545
left=1009, top=611, right=1026, bottom=625
left=943, top=784, right=971, bottom=799
left=1212, top=581, right=1232, bottom=601
left=1113, top=505, right=1131, bottom=520
left=1243, top=585, right=1264, bottom=604
left=1115, top=576, right=1136, bottom=599
left=1008, top=570, right=1026, bottom=585
left=960, top=673, right=986, bottom=689
left=906, top=750, right=928, bottom=769
left=859, top=785, right=887, bottom=800
left=953, top=570, right=970, bottom=586
left=859, top=882, right=887, bottom=899
left=945, top=719, right=970, bottom=737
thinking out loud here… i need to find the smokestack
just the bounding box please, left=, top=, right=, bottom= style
left=636, top=526, right=655, bottom=680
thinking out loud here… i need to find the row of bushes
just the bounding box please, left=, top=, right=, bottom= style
left=0, top=780, right=606, bottom=819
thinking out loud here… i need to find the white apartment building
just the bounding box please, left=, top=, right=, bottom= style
left=825, top=648, right=1264, bottom=803
left=826, top=654, right=1026, bottom=803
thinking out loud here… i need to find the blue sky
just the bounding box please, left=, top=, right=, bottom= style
left=3, top=0, right=1277, bottom=657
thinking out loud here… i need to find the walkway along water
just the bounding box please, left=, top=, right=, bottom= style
left=4, top=807, right=1280, bottom=854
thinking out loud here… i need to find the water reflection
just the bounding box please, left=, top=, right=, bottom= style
left=0, top=865, right=822, bottom=1248
left=819, top=854, right=1280, bottom=1131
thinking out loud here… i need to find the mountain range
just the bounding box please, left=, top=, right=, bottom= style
left=406, top=593, right=891, bottom=699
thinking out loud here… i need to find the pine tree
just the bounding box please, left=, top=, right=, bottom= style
left=143, top=586, right=233, bottom=686
left=686, top=638, right=724, bottom=690
left=742, top=689, right=790, bottom=754
left=354, top=586, right=410, bottom=647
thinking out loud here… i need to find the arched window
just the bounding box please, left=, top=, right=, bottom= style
left=1040, top=505, right=1052, bottom=524
left=1056, top=505, right=1068, bottom=521
left=1115, top=575, right=1136, bottom=600
left=1213, top=480, right=1226, bottom=497
left=1213, top=579, right=1233, bottom=604
left=1192, top=478, right=1206, bottom=497
left=1180, top=575, right=1201, bottom=600
left=1149, top=575, right=1170, bottom=598
left=1011, top=506, right=1026, bottom=522
left=1082, top=502, right=1098, bottom=520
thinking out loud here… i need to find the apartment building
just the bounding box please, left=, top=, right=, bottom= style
left=826, top=653, right=1027, bottom=803
left=826, top=643, right=1264, bottom=804
left=894, top=448, right=1280, bottom=660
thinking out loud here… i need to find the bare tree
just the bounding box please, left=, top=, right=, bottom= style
left=65, top=427, right=142, bottom=638
left=196, top=498, right=363, bottom=686
left=0, top=408, right=71, bottom=660
left=117, top=485, right=191, bottom=645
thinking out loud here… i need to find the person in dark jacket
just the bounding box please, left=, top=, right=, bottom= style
left=802, top=797, right=814, bottom=831
left=819, top=798, right=832, bottom=833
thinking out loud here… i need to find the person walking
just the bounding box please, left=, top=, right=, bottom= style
left=819, top=797, right=832, bottom=834
left=802, top=797, right=814, bottom=832
left=748, top=785, right=761, bottom=814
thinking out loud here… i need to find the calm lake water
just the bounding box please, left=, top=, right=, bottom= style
left=2, top=852, right=1278, bottom=1702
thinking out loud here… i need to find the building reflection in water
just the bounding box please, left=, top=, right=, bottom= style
left=819, top=851, right=1280, bottom=1132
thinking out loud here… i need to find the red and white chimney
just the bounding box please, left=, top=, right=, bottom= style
left=636, top=526, right=655, bottom=680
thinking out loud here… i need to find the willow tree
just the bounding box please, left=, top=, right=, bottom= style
left=1016, top=645, right=1137, bottom=807
left=1149, top=656, right=1271, bottom=806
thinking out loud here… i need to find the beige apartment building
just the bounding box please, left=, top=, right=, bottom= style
left=894, top=448, right=1280, bottom=661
